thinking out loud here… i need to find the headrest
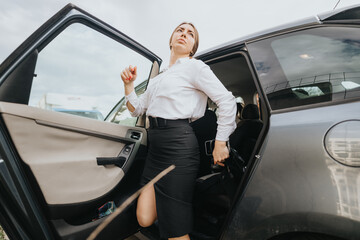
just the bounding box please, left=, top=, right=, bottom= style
left=236, top=103, right=243, bottom=115
left=242, top=104, right=259, bottom=120
left=191, top=109, right=217, bottom=134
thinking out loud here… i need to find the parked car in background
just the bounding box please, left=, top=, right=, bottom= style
left=53, top=108, right=104, bottom=120
left=0, top=3, right=360, bottom=240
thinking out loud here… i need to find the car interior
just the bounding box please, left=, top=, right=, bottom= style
left=189, top=53, right=264, bottom=240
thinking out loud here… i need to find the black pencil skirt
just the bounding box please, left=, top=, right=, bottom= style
left=140, top=119, right=200, bottom=238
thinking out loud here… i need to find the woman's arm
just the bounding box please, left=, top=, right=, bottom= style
left=194, top=63, right=237, bottom=165
left=121, top=66, right=148, bottom=116
left=212, top=140, right=229, bottom=167
left=124, top=82, right=135, bottom=112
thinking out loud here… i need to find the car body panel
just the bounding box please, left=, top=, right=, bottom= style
left=222, top=101, right=360, bottom=240
left=215, top=5, right=360, bottom=240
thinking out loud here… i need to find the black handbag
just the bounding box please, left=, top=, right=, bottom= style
left=219, top=147, right=246, bottom=197
left=204, top=139, right=246, bottom=193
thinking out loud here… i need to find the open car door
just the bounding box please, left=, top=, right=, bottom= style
left=0, top=4, right=161, bottom=240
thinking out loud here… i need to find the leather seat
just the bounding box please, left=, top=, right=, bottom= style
left=193, top=104, right=263, bottom=235
left=229, top=103, right=263, bottom=162
left=236, top=102, right=244, bottom=124
left=191, top=109, right=218, bottom=177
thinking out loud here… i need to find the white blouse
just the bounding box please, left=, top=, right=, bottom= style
left=125, top=57, right=236, bottom=141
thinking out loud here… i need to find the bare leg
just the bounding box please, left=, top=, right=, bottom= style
left=137, top=185, right=190, bottom=239
left=136, top=184, right=157, bottom=227
left=169, top=234, right=190, bottom=240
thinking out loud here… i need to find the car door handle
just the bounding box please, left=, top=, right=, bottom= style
left=96, top=143, right=135, bottom=168
left=130, top=131, right=141, bottom=140
left=96, top=156, right=126, bottom=168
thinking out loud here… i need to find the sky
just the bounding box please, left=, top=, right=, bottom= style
left=1, top=0, right=360, bottom=65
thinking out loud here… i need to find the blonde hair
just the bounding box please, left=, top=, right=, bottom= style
left=169, top=22, right=199, bottom=57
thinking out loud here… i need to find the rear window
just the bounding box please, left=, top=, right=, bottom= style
left=247, top=26, right=360, bottom=110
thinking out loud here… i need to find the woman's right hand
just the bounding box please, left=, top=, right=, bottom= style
left=121, top=65, right=137, bottom=85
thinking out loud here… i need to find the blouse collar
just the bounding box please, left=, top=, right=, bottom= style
left=162, top=57, right=190, bottom=73
left=176, top=56, right=190, bottom=64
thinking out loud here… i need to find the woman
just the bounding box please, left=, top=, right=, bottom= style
left=121, top=22, right=236, bottom=240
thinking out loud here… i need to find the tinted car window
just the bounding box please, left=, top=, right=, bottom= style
left=247, top=26, right=360, bottom=110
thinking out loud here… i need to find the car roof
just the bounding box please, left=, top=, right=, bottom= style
left=196, top=4, right=360, bottom=59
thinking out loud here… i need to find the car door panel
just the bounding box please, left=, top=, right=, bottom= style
left=0, top=102, right=146, bottom=205
left=4, top=113, right=125, bottom=205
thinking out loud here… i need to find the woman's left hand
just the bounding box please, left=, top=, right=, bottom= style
left=212, top=140, right=229, bottom=167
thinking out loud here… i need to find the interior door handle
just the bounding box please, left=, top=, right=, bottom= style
left=130, top=131, right=141, bottom=140
left=96, top=156, right=126, bottom=168
left=96, top=143, right=135, bottom=168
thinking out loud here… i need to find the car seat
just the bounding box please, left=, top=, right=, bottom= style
left=229, top=103, right=263, bottom=162
left=191, top=109, right=218, bottom=177
left=236, top=102, right=244, bottom=124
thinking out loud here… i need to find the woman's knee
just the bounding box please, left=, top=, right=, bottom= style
left=136, top=209, right=156, bottom=227
left=136, top=185, right=157, bottom=227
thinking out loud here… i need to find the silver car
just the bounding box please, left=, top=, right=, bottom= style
left=0, top=3, right=359, bottom=240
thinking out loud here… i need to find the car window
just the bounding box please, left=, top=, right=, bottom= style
left=106, top=80, right=147, bottom=125
left=29, top=23, right=152, bottom=124
left=247, top=26, right=360, bottom=110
